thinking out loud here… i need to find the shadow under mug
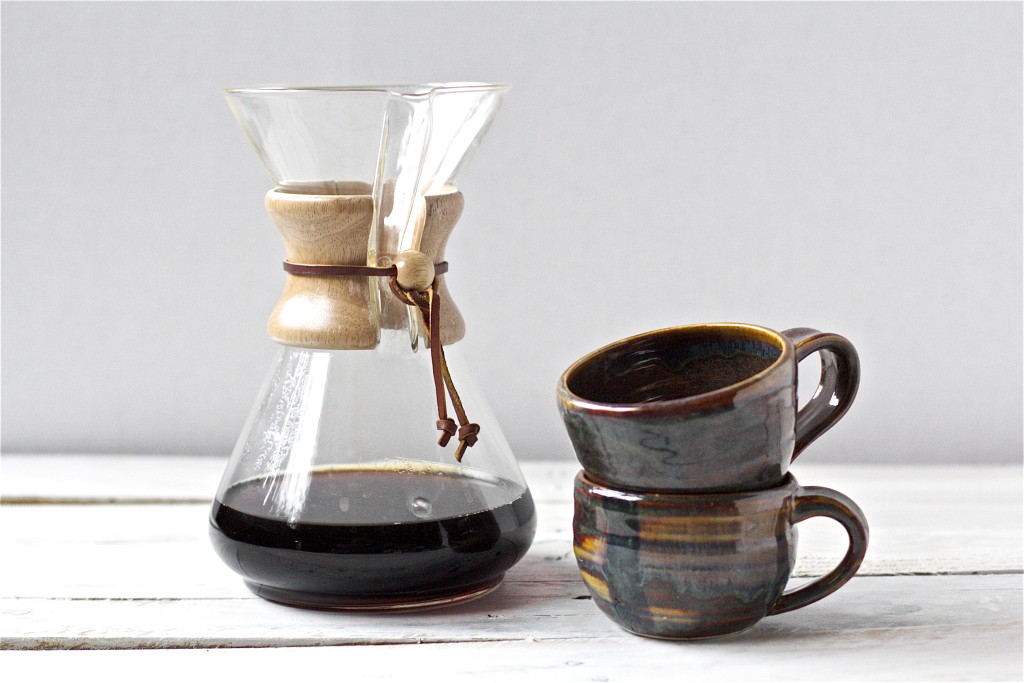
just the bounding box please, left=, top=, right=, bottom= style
left=573, top=471, right=869, bottom=640
left=557, top=323, right=859, bottom=492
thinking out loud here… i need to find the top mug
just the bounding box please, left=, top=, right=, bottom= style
left=557, top=323, right=859, bottom=492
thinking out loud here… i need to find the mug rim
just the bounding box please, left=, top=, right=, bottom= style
left=575, top=469, right=798, bottom=503
left=558, top=322, right=794, bottom=415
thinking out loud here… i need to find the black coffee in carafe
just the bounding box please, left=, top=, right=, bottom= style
left=210, top=465, right=536, bottom=609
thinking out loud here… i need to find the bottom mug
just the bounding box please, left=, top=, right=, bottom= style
left=572, top=471, right=868, bottom=639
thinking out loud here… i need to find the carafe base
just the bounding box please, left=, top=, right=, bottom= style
left=243, top=577, right=503, bottom=612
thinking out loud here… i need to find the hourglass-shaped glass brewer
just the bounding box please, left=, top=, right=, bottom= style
left=209, top=84, right=535, bottom=610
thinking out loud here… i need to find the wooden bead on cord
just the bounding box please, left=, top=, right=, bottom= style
left=394, top=250, right=435, bottom=292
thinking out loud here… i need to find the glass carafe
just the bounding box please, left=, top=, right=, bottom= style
left=209, top=84, right=536, bottom=610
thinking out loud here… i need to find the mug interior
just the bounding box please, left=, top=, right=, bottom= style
left=565, top=325, right=784, bottom=405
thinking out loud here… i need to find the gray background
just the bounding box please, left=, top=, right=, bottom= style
left=2, top=1, right=1021, bottom=463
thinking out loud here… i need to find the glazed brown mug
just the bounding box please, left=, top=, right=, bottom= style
left=573, top=471, right=869, bottom=639
left=557, top=323, right=859, bottom=492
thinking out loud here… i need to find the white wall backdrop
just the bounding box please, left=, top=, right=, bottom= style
left=2, top=2, right=1021, bottom=463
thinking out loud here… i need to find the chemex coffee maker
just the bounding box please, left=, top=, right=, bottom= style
left=209, top=84, right=536, bottom=611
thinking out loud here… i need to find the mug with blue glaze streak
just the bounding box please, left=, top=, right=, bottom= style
left=573, top=471, right=869, bottom=639
left=557, top=323, right=859, bottom=493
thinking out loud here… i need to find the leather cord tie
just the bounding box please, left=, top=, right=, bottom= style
left=283, top=253, right=479, bottom=461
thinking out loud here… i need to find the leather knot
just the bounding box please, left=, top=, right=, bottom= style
left=457, top=422, right=480, bottom=445
left=436, top=419, right=457, bottom=447
left=454, top=423, right=481, bottom=462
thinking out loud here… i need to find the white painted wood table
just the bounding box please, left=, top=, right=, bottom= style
left=1, top=455, right=1021, bottom=681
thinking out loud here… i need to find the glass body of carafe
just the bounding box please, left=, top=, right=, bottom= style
left=209, top=84, right=535, bottom=610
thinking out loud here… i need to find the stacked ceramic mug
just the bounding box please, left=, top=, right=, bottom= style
left=557, top=323, right=869, bottom=639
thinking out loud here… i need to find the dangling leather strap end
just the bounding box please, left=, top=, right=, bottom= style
left=454, top=423, right=480, bottom=462
left=436, top=419, right=457, bottom=447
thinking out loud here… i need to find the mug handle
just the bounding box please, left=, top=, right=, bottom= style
left=782, top=328, right=860, bottom=460
left=769, top=486, right=869, bottom=615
